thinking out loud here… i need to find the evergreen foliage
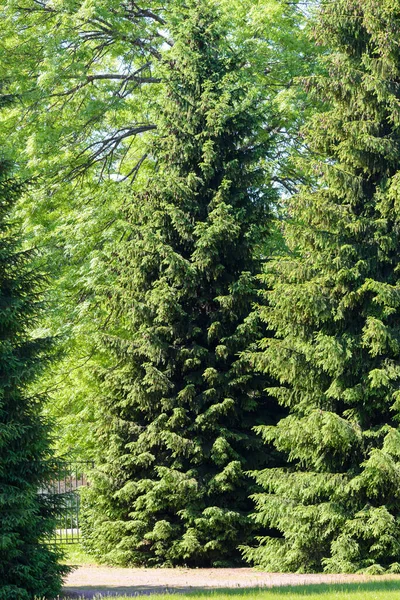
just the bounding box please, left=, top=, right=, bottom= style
left=0, top=156, right=65, bottom=597
left=244, top=0, right=400, bottom=575
left=81, top=0, right=281, bottom=567
left=0, top=0, right=311, bottom=463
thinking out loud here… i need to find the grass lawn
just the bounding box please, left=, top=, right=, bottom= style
left=62, top=580, right=400, bottom=599
left=60, top=541, right=98, bottom=566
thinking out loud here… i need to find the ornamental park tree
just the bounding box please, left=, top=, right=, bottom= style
left=0, top=120, right=64, bottom=597
left=80, top=0, right=284, bottom=567
left=243, top=0, right=400, bottom=575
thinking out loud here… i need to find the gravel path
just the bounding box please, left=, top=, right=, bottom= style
left=62, top=566, right=400, bottom=598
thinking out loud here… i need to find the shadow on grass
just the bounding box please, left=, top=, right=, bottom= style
left=62, top=579, right=400, bottom=599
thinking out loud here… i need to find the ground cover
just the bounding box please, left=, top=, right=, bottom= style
left=62, top=564, right=400, bottom=600
left=61, top=581, right=400, bottom=599
left=60, top=542, right=97, bottom=567
left=60, top=546, right=400, bottom=599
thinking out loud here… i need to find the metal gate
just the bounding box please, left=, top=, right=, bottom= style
left=39, top=460, right=93, bottom=544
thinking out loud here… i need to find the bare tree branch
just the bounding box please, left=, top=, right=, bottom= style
left=49, top=72, right=161, bottom=99
left=67, top=125, right=157, bottom=179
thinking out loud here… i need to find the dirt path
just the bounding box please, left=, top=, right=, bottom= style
left=62, top=566, right=400, bottom=598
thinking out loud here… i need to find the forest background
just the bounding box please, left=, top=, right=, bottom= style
left=2, top=0, right=400, bottom=596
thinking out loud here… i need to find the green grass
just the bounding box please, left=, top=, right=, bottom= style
left=62, top=580, right=400, bottom=599
left=60, top=541, right=98, bottom=566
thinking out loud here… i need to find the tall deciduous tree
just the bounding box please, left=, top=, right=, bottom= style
left=0, top=0, right=168, bottom=179
left=0, top=150, right=64, bottom=597
left=81, top=0, right=281, bottom=567
left=244, top=0, right=400, bottom=575
left=0, top=0, right=311, bottom=182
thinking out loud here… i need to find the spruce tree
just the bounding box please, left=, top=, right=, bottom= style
left=82, top=0, right=279, bottom=567
left=0, top=152, right=64, bottom=598
left=244, top=0, right=400, bottom=575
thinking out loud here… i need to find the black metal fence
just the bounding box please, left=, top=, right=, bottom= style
left=38, top=460, right=93, bottom=544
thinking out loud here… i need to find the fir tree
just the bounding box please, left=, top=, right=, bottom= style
left=82, top=0, right=280, bottom=567
left=244, top=0, right=400, bottom=575
left=0, top=151, right=64, bottom=597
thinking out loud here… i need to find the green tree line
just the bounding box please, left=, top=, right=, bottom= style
left=2, top=0, right=400, bottom=597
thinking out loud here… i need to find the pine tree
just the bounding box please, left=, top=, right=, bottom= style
left=0, top=151, right=65, bottom=597
left=81, top=0, right=280, bottom=567
left=243, top=0, right=400, bottom=575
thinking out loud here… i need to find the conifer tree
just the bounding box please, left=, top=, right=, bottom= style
left=0, top=148, right=64, bottom=597
left=244, top=0, right=400, bottom=575
left=82, top=0, right=280, bottom=567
